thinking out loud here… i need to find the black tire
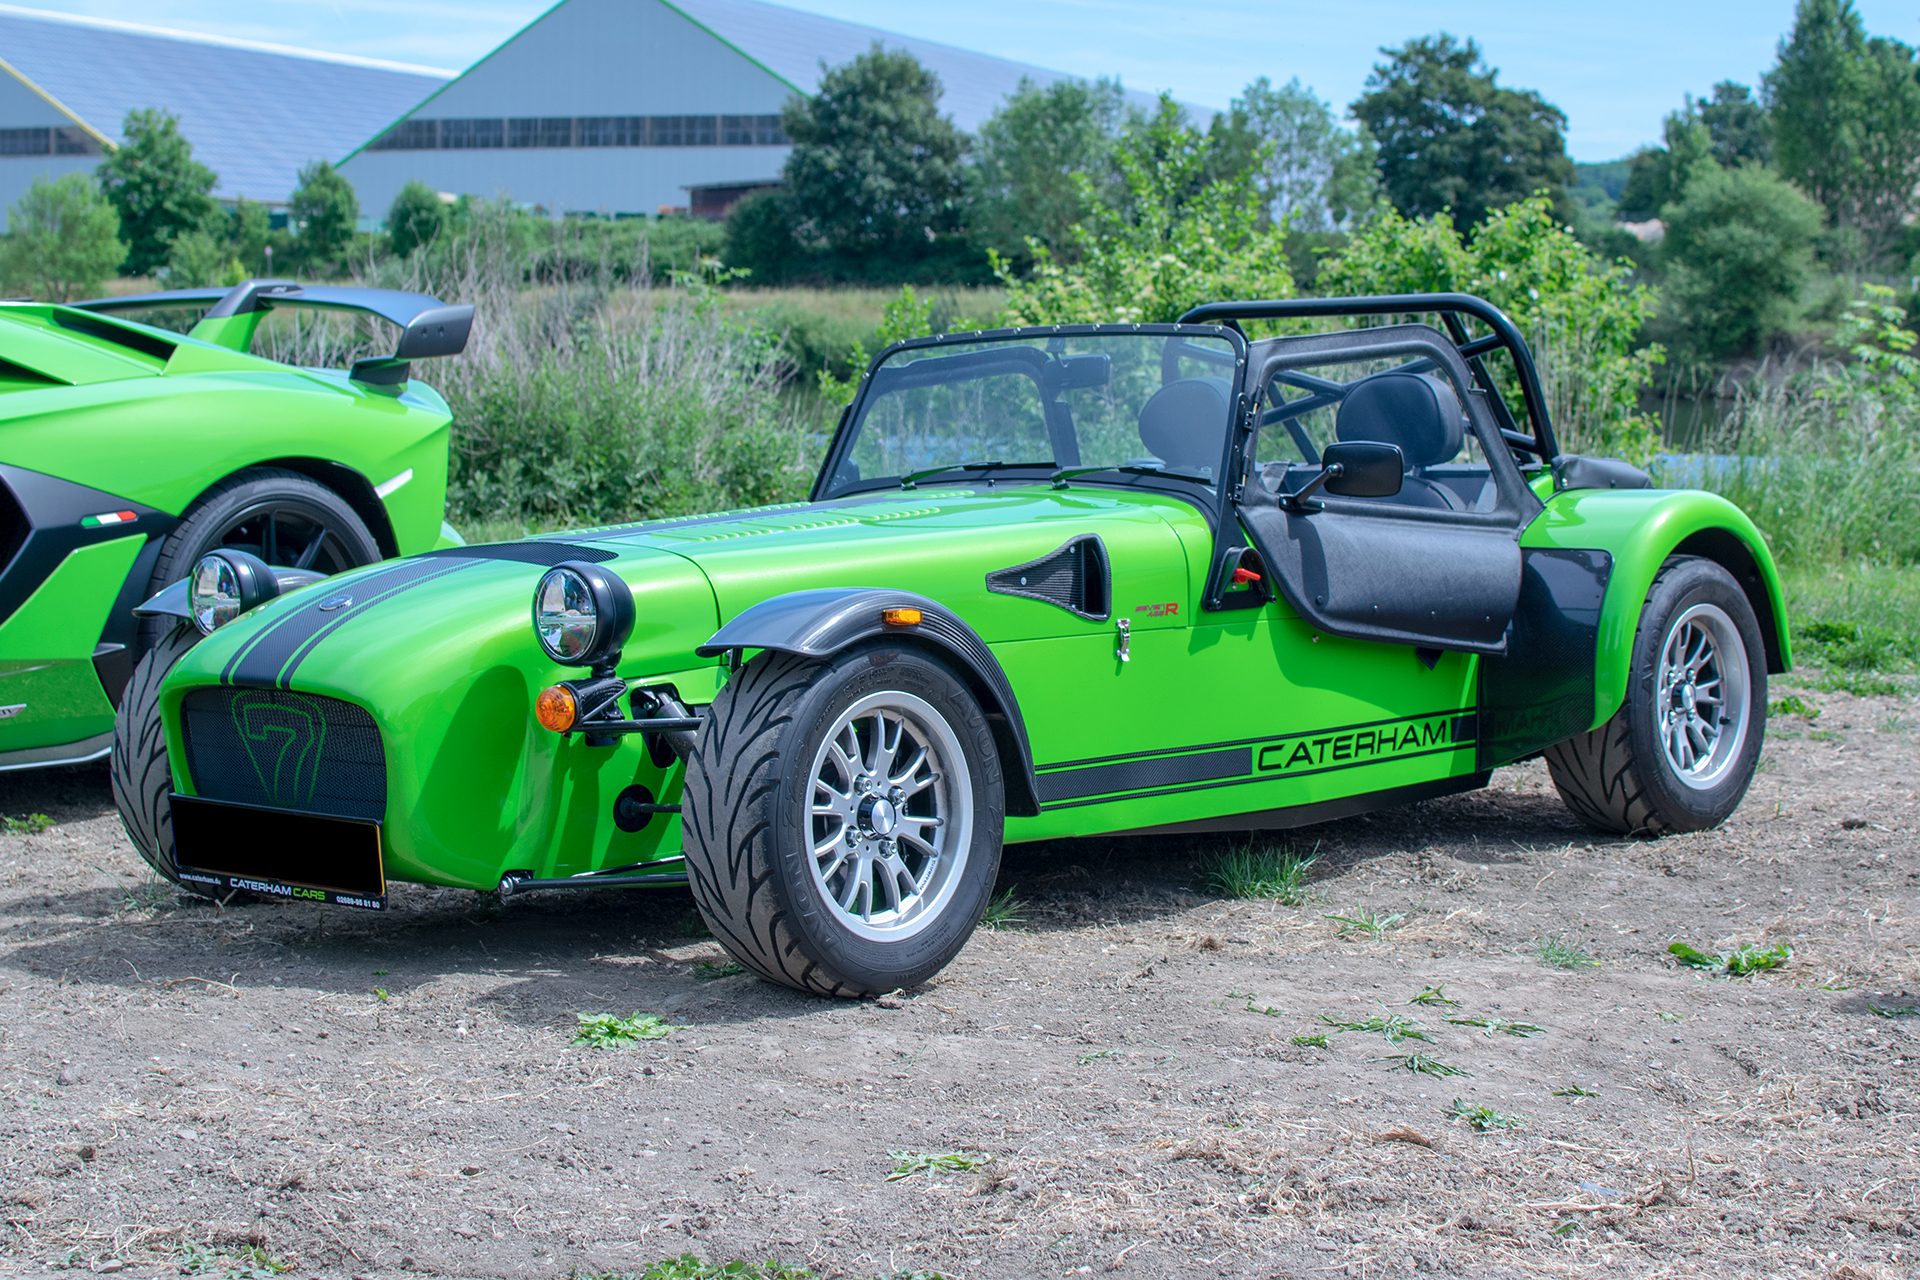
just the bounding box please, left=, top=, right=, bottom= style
left=110, top=621, right=208, bottom=893
left=1545, top=556, right=1768, bottom=835
left=137, top=468, right=381, bottom=652
left=682, top=643, right=1006, bottom=997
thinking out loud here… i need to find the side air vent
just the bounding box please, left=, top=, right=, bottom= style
left=0, top=477, right=27, bottom=577
left=986, top=535, right=1111, bottom=621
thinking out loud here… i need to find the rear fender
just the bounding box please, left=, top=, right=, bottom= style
left=1522, top=489, right=1789, bottom=732
left=699, top=588, right=1041, bottom=817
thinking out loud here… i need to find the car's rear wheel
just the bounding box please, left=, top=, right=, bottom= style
left=1545, top=556, right=1768, bottom=835
left=110, top=621, right=212, bottom=895
left=681, top=643, right=1005, bottom=996
left=136, top=468, right=381, bottom=653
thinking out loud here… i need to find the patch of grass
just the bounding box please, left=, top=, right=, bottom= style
left=979, top=887, right=1027, bottom=931
left=579, top=1255, right=825, bottom=1280
left=121, top=875, right=175, bottom=912
left=1290, top=1033, right=1329, bottom=1047
left=885, top=1150, right=990, bottom=1181
left=1321, top=1011, right=1435, bottom=1044
left=1668, top=941, right=1791, bottom=976
left=1202, top=841, right=1318, bottom=905
left=373, top=988, right=390, bottom=1002
left=1552, top=1084, right=1601, bottom=1097
left=1373, top=1052, right=1469, bottom=1077
left=1656, top=1010, right=1684, bottom=1022
left=1409, top=984, right=1460, bottom=1007
left=1534, top=935, right=1600, bottom=969
left=1769, top=694, right=1821, bottom=719
left=694, top=960, right=745, bottom=980
left=175, top=1242, right=291, bottom=1279
left=1, top=812, right=52, bottom=835
left=573, top=1011, right=682, bottom=1047
left=1447, top=1016, right=1545, bottom=1038
left=1866, top=993, right=1918, bottom=1017
left=1446, top=1099, right=1526, bottom=1131
left=1324, top=904, right=1406, bottom=939
left=1076, top=1047, right=1117, bottom=1064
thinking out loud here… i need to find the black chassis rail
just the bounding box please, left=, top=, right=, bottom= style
left=1177, top=293, right=1561, bottom=467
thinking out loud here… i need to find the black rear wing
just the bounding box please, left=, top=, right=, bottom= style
left=1177, top=293, right=1559, bottom=465
left=74, top=279, right=474, bottom=387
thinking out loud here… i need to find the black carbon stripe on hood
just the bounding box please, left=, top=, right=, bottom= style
left=420, top=542, right=617, bottom=566
left=221, top=558, right=483, bottom=689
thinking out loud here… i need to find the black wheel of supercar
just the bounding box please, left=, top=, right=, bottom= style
left=136, top=468, right=381, bottom=653
left=1544, top=556, right=1768, bottom=836
left=110, top=621, right=219, bottom=896
left=681, top=643, right=1006, bottom=997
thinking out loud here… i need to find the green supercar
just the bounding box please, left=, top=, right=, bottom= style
left=0, top=279, right=466, bottom=775
left=118, top=294, right=1786, bottom=996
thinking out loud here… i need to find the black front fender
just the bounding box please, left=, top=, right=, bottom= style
left=699, top=588, right=1041, bottom=817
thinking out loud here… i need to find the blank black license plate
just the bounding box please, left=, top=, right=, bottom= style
left=170, top=793, right=385, bottom=909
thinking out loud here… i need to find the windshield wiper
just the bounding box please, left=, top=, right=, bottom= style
left=898, top=460, right=1052, bottom=491
left=1050, top=463, right=1213, bottom=489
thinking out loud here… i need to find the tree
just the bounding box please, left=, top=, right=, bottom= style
left=1659, top=163, right=1824, bottom=361
left=782, top=44, right=967, bottom=257
left=1765, top=0, right=1920, bottom=267
left=387, top=180, right=447, bottom=259
left=0, top=172, right=123, bottom=301
left=1695, top=82, right=1771, bottom=166
left=1317, top=196, right=1664, bottom=462
left=1351, top=34, right=1575, bottom=234
left=1617, top=113, right=1716, bottom=221
left=1230, top=77, right=1378, bottom=231
left=721, top=188, right=802, bottom=283
left=997, top=95, right=1293, bottom=325
left=228, top=198, right=273, bottom=276
left=95, top=108, right=218, bottom=276
left=163, top=228, right=236, bottom=287
left=966, top=76, right=1127, bottom=262
left=289, top=160, right=359, bottom=272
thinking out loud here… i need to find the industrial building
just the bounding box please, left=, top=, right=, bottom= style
left=0, top=6, right=447, bottom=224
left=340, top=0, right=1163, bottom=222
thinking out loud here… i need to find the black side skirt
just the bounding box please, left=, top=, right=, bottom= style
left=1101, top=771, right=1491, bottom=838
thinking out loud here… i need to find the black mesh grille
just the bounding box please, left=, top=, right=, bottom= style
left=180, top=688, right=387, bottom=821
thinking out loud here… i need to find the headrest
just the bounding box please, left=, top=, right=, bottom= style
left=1334, top=371, right=1466, bottom=471
left=1137, top=377, right=1231, bottom=474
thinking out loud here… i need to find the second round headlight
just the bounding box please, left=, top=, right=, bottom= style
left=532, top=561, right=635, bottom=669
left=187, top=549, right=278, bottom=636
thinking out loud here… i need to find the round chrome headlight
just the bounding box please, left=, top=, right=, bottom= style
left=533, top=561, right=635, bottom=669
left=188, top=550, right=279, bottom=636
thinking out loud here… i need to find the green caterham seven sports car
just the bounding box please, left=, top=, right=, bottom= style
left=0, top=279, right=467, bottom=774
left=114, top=294, right=1787, bottom=997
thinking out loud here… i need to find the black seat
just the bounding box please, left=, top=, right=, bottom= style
left=1333, top=372, right=1468, bottom=510
left=1136, top=377, right=1231, bottom=475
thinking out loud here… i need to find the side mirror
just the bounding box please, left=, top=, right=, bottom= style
left=1284, top=441, right=1404, bottom=511
left=1322, top=441, right=1405, bottom=498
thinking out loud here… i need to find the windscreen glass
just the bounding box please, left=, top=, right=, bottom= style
left=823, top=333, right=1237, bottom=496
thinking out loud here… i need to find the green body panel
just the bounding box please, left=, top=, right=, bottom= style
left=0, top=302, right=456, bottom=760
left=0, top=535, right=143, bottom=747
left=1523, top=487, right=1790, bottom=731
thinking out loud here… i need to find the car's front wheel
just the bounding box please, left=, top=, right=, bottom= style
left=110, top=621, right=208, bottom=893
left=1545, top=556, right=1768, bottom=835
left=682, top=643, right=1005, bottom=996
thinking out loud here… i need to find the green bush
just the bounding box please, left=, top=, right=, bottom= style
left=1659, top=163, right=1824, bottom=362
left=0, top=172, right=122, bottom=301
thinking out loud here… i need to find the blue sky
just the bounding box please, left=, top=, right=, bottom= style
left=14, top=0, right=1920, bottom=161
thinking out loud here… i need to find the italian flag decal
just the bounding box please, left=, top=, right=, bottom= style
left=80, top=510, right=137, bottom=528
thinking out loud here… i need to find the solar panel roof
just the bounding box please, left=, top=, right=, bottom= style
left=0, top=6, right=447, bottom=204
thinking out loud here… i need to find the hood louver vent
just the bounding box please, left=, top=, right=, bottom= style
left=986, top=535, right=1111, bottom=621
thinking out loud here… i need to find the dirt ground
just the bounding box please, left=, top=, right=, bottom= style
left=0, top=682, right=1914, bottom=1280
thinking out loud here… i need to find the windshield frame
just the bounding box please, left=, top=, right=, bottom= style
left=811, top=323, right=1250, bottom=520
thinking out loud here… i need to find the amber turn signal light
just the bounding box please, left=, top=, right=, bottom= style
left=881, top=607, right=922, bottom=626
left=534, top=683, right=578, bottom=732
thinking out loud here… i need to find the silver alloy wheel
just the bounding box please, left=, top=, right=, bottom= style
left=806, top=690, right=973, bottom=942
left=1654, top=601, right=1751, bottom=790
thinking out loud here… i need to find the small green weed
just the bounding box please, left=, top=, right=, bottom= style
left=1866, top=993, right=1918, bottom=1017
left=573, top=1011, right=682, bottom=1047
left=1656, top=1010, right=1684, bottom=1022
left=979, top=887, right=1027, bottom=930
left=1447, top=1016, right=1545, bottom=1038
left=372, top=969, right=388, bottom=976
left=1552, top=1085, right=1600, bottom=1097
left=1203, top=841, right=1318, bottom=905
left=1076, top=1047, right=1117, bottom=1064
left=581, top=1255, right=825, bottom=1280
left=1322, top=1011, right=1435, bottom=1043
left=694, top=960, right=745, bottom=980
left=175, top=1242, right=291, bottom=1279
left=1668, top=942, right=1791, bottom=976
left=373, top=988, right=390, bottom=1002
left=1324, top=904, right=1406, bottom=939
left=2, top=813, right=52, bottom=836
left=1373, top=1052, right=1469, bottom=1077
left=1446, top=1099, right=1526, bottom=1131
left=885, top=1150, right=990, bottom=1181
left=121, top=875, right=175, bottom=912
left=1224, top=989, right=1284, bottom=1017
left=1534, top=936, right=1600, bottom=969
left=1409, top=984, right=1460, bottom=1007
left=1290, top=1033, right=1329, bottom=1047
left=1769, top=694, right=1820, bottom=719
